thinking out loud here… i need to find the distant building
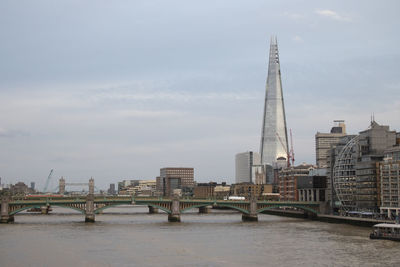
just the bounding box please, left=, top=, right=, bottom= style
left=315, top=120, right=347, bottom=168
left=235, top=151, right=262, bottom=184
left=108, top=183, right=116, bottom=195
left=59, top=177, right=66, bottom=195
left=193, top=182, right=230, bottom=199
left=230, top=183, right=272, bottom=199
left=30, top=182, right=35, bottom=191
left=378, top=146, right=400, bottom=219
left=117, top=180, right=156, bottom=196
left=10, top=182, right=33, bottom=195
left=158, top=167, right=194, bottom=197
left=214, top=183, right=231, bottom=199
left=194, top=182, right=216, bottom=198
left=278, top=164, right=315, bottom=201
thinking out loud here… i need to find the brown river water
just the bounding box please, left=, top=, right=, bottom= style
left=0, top=206, right=399, bottom=267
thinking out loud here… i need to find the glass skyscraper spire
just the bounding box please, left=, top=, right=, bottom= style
left=260, top=36, right=288, bottom=167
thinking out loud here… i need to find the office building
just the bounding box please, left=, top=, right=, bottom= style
left=158, top=167, right=194, bottom=196
left=230, top=183, right=273, bottom=199
left=378, top=146, right=400, bottom=218
left=278, top=164, right=315, bottom=201
left=108, top=184, right=116, bottom=195
left=235, top=151, right=262, bottom=184
left=193, top=182, right=230, bottom=199
left=330, top=121, right=397, bottom=213
left=315, top=120, right=347, bottom=168
left=297, top=176, right=327, bottom=202
left=260, top=36, right=289, bottom=169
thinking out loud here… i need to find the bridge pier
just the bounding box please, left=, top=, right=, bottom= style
left=168, top=198, right=181, bottom=222
left=41, top=205, right=50, bottom=214
left=242, top=213, right=258, bottom=222
left=148, top=206, right=159, bottom=214
left=242, top=197, right=258, bottom=222
left=199, top=206, right=210, bottom=214
left=1, top=197, right=11, bottom=223
left=85, top=194, right=95, bottom=223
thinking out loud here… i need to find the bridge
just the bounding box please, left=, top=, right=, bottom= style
left=0, top=195, right=322, bottom=223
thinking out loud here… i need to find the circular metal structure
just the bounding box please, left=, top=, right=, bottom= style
left=332, top=136, right=359, bottom=211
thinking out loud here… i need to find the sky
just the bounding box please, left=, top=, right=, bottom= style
left=1, top=0, right=399, bottom=189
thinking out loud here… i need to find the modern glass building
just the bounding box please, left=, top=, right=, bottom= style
left=260, top=36, right=288, bottom=168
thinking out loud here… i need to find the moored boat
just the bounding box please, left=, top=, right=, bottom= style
left=370, top=223, right=400, bottom=241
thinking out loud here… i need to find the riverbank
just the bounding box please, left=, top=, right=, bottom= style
left=261, top=209, right=394, bottom=227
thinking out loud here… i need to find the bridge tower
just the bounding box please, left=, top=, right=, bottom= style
left=89, top=177, right=94, bottom=195
left=59, top=177, right=65, bottom=195
left=85, top=178, right=95, bottom=222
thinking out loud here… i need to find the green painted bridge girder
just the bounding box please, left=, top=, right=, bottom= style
left=9, top=203, right=86, bottom=215
left=93, top=201, right=172, bottom=214
left=256, top=205, right=318, bottom=215
left=5, top=197, right=320, bottom=215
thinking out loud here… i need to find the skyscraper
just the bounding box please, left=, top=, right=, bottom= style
left=260, top=36, right=288, bottom=168
left=235, top=151, right=261, bottom=184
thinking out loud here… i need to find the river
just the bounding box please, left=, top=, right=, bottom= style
left=0, top=206, right=399, bottom=267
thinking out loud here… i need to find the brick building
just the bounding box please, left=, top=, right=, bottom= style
left=278, top=164, right=315, bottom=201
left=157, top=167, right=194, bottom=196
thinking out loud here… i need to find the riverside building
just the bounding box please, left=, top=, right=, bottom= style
left=328, top=121, right=397, bottom=214
left=278, top=164, right=315, bottom=201
left=315, top=120, right=347, bottom=168
left=378, top=145, right=400, bottom=219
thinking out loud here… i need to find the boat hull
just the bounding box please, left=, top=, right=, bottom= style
left=370, top=234, right=400, bottom=242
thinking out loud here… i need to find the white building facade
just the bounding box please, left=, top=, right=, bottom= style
left=235, top=151, right=261, bottom=184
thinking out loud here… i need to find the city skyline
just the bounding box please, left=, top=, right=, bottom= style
left=1, top=1, right=400, bottom=188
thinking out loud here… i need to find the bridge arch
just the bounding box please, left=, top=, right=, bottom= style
left=94, top=202, right=171, bottom=214
left=9, top=204, right=85, bottom=215
left=180, top=203, right=214, bottom=213
left=214, top=203, right=250, bottom=214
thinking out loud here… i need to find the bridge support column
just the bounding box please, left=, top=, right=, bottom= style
left=242, top=197, right=258, bottom=222
left=1, top=197, right=11, bottom=223
left=199, top=206, right=210, bottom=214
left=168, top=198, right=180, bottom=222
left=148, top=206, right=159, bottom=214
left=85, top=194, right=95, bottom=223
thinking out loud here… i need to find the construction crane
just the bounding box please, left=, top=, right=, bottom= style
left=289, top=129, right=295, bottom=167
left=276, top=130, right=295, bottom=167
left=43, top=169, right=54, bottom=193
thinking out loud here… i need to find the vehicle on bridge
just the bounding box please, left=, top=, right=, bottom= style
left=224, top=196, right=245, bottom=201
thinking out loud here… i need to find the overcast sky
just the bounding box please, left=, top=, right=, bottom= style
left=1, top=0, right=399, bottom=189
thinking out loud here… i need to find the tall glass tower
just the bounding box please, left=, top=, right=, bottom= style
left=260, top=36, right=288, bottom=167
